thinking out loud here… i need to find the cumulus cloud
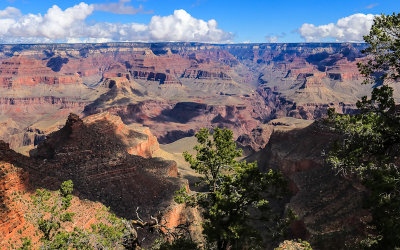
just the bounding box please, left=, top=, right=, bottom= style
left=93, top=0, right=153, bottom=15
left=148, top=9, right=232, bottom=42
left=265, top=32, right=286, bottom=43
left=2, top=3, right=94, bottom=41
left=298, top=13, right=376, bottom=42
left=0, top=3, right=232, bottom=43
left=0, top=7, right=21, bottom=18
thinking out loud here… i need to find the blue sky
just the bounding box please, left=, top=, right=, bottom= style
left=0, top=0, right=398, bottom=43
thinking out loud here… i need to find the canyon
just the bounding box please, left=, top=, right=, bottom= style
left=0, top=42, right=392, bottom=248
left=1, top=42, right=395, bottom=155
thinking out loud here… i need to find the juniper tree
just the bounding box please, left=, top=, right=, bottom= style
left=327, top=13, right=400, bottom=249
left=176, top=128, right=290, bottom=250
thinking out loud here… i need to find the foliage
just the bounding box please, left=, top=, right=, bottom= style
left=26, top=180, right=201, bottom=249
left=296, top=239, right=313, bottom=250
left=358, top=13, right=400, bottom=85
left=28, top=181, right=138, bottom=249
left=177, top=127, right=289, bottom=249
left=18, top=237, right=32, bottom=250
left=31, top=180, right=78, bottom=247
left=326, top=13, right=400, bottom=249
left=91, top=207, right=138, bottom=249
left=274, top=239, right=313, bottom=250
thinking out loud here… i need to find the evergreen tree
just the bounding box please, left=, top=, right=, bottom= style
left=176, top=128, right=290, bottom=250
left=326, top=13, right=400, bottom=249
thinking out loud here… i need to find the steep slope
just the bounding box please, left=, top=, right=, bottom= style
left=25, top=113, right=184, bottom=217
left=247, top=121, right=368, bottom=249
left=0, top=112, right=200, bottom=247
left=0, top=160, right=111, bottom=249
left=0, top=112, right=190, bottom=217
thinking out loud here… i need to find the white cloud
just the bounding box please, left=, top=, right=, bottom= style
left=3, top=3, right=94, bottom=41
left=298, top=13, right=376, bottom=42
left=265, top=36, right=278, bottom=43
left=93, top=0, right=153, bottom=15
left=0, top=4, right=232, bottom=43
left=0, top=7, right=21, bottom=18
left=365, top=3, right=379, bottom=9
left=265, top=33, right=286, bottom=43
left=148, top=9, right=232, bottom=42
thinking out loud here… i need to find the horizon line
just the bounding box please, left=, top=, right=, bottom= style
left=0, top=41, right=367, bottom=46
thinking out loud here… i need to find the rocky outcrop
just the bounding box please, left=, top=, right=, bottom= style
left=248, top=121, right=368, bottom=249
left=236, top=125, right=274, bottom=154
left=82, top=112, right=159, bottom=158
left=0, top=111, right=196, bottom=247
left=25, top=113, right=185, bottom=217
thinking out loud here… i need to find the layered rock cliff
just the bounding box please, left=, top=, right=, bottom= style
left=1, top=42, right=396, bottom=155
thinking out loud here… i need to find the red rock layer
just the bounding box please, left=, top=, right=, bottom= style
left=0, top=161, right=32, bottom=248
left=0, top=96, right=88, bottom=108
left=0, top=56, right=80, bottom=87
left=0, top=159, right=119, bottom=249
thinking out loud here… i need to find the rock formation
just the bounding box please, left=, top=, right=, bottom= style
left=25, top=113, right=184, bottom=216
left=0, top=42, right=389, bottom=153
left=0, top=111, right=197, bottom=248
left=247, top=120, right=368, bottom=249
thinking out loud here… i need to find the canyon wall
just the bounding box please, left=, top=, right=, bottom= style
left=247, top=121, right=368, bottom=249
left=0, top=42, right=382, bottom=153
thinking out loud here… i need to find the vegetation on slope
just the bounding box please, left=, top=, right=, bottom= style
left=176, top=127, right=296, bottom=249
left=19, top=180, right=138, bottom=249
left=327, top=13, right=400, bottom=249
